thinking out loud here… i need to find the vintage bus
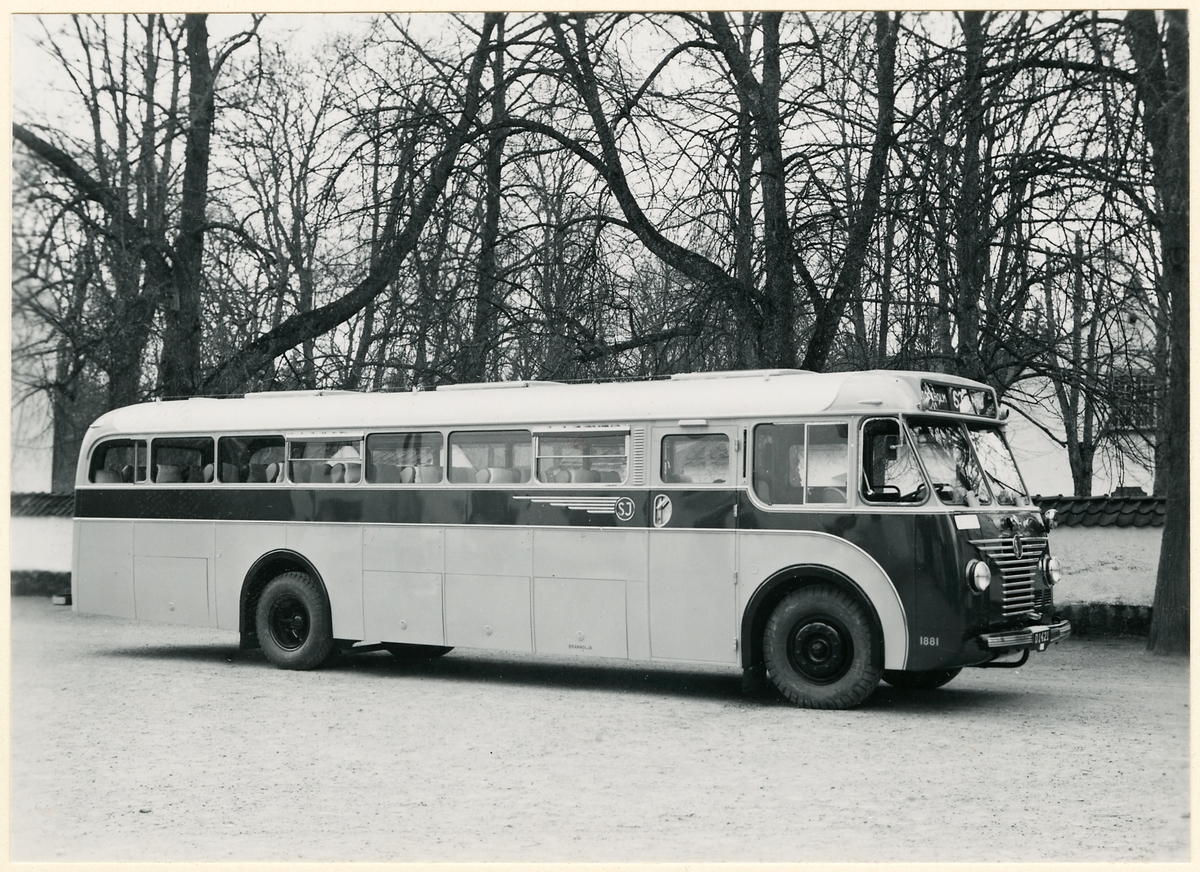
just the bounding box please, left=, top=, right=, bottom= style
left=71, top=369, right=1070, bottom=709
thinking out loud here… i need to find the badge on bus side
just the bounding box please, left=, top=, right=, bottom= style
left=652, top=494, right=673, bottom=527
left=614, top=497, right=636, bottom=522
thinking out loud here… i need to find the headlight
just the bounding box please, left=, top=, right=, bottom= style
left=966, top=559, right=991, bottom=593
left=1041, top=554, right=1063, bottom=585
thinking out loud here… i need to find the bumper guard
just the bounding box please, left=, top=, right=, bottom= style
left=980, top=619, right=1072, bottom=652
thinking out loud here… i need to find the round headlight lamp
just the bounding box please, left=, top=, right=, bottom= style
left=966, top=559, right=992, bottom=593
left=1041, top=554, right=1063, bottom=586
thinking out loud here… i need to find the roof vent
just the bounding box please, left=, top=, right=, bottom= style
left=242, top=389, right=363, bottom=399
left=437, top=380, right=563, bottom=392
left=670, top=369, right=809, bottom=381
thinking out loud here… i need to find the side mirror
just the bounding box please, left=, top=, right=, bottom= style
left=1043, top=508, right=1059, bottom=530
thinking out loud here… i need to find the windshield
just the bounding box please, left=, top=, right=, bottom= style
left=969, top=426, right=1030, bottom=506
left=906, top=418, right=992, bottom=506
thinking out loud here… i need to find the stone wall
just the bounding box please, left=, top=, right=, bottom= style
left=10, top=515, right=73, bottom=573
left=1047, top=525, right=1160, bottom=607
left=10, top=515, right=73, bottom=596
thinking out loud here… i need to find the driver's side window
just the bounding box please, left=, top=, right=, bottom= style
left=860, top=418, right=927, bottom=504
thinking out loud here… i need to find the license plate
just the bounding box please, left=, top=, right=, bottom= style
left=1030, top=628, right=1050, bottom=646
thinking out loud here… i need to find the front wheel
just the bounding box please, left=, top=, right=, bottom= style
left=763, top=585, right=882, bottom=709
left=256, top=571, right=336, bottom=670
left=882, top=667, right=962, bottom=690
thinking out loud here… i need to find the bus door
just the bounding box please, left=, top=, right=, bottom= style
left=647, top=424, right=739, bottom=664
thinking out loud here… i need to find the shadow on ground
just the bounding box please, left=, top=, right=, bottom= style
left=98, top=641, right=1038, bottom=711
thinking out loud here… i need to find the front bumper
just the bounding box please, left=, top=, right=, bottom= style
left=980, top=619, right=1072, bottom=652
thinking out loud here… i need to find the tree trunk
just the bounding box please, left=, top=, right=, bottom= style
left=1124, top=10, right=1188, bottom=654
left=1152, top=277, right=1170, bottom=497
left=48, top=243, right=97, bottom=491
left=468, top=13, right=506, bottom=383
left=952, top=11, right=986, bottom=382
left=160, top=13, right=213, bottom=397
left=753, top=13, right=795, bottom=368
left=732, top=14, right=757, bottom=368
left=876, top=175, right=896, bottom=365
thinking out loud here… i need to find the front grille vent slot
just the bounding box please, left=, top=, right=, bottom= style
left=973, top=536, right=1048, bottom=617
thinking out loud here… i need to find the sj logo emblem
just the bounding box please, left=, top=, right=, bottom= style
left=614, top=497, right=636, bottom=522
left=652, top=494, right=673, bottom=528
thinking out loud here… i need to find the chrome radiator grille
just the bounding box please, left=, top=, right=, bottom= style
left=973, top=536, right=1049, bottom=617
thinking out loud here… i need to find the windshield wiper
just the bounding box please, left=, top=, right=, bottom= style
left=987, top=473, right=1021, bottom=493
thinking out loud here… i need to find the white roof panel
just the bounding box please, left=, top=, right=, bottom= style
left=85, top=369, right=990, bottom=439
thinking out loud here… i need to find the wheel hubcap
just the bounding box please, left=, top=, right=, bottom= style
left=268, top=595, right=309, bottom=651
left=789, top=619, right=852, bottom=684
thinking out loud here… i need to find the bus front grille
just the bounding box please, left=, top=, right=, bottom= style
left=1032, top=587, right=1054, bottom=614
left=973, top=536, right=1049, bottom=617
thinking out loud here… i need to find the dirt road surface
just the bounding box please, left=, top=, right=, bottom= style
left=10, top=596, right=1190, bottom=862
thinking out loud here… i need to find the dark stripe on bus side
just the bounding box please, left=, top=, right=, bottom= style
left=73, top=487, right=738, bottom=529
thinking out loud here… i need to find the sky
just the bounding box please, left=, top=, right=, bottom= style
left=11, top=13, right=377, bottom=120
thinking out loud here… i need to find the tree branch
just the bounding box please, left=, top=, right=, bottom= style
left=200, top=13, right=502, bottom=393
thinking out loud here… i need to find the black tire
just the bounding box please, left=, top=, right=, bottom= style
left=383, top=643, right=453, bottom=660
left=763, top=584, right=883, bottom=709
left=255, top=571, right=336, bottom=670
left=882, top=667, right=962, bottom=690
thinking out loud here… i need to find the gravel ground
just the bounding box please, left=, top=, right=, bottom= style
left=10, top=595, right=1190, bottom=862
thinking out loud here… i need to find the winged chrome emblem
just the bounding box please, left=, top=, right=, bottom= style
left=512, top=495, right=621, bottom=515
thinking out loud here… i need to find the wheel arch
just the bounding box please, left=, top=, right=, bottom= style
left=741, top=561, right=907, bottom=671
left=238, top=549, right=331, bottom=649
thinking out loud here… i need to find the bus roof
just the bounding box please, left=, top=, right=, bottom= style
left=83, top=369, right=998, bottom=439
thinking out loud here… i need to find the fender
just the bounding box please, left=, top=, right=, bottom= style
left=238, top=548, right=332, bottom=648
left=738, top=529, right=908, bottom=671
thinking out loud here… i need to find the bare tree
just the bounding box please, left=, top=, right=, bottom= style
left=1123, top=10, right=1187, bottom=655
left=13, top=15, right=186, bottom=485
left=199, top=13, right=500, bottom=392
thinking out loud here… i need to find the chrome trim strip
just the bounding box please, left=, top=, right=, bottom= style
left=980, top=620, right=1072, bottom=649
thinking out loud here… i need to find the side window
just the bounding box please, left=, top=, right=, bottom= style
left=152, top=437, right=215, bottom=484
left=366, top=432, right=444, bottom=483
left=660, top=433, right=730, bottom=484
left=448, top=430, right=532, bottom=484
left=860, top=418, right=927, bottom=503
left=218, top=436, right=285, bottom=483
left=753, top=422, right=849, bottom=505
left=753, top=424, right=803, bottom=504
left=289, top=438, right=362, bottom=484
left=88, top=439, right=148, bottom=483
left=805, top=423, right=849, bottom=504
left=537, top=433, right=627, bottom=484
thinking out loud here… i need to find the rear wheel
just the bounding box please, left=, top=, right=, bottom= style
left=882, top=667, right=962, bottom=690
left=763, top=584, right=882, bottom=709
left=383, top=643, right=453, bottom=660
left=256, top=571, right=336, bottom=670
